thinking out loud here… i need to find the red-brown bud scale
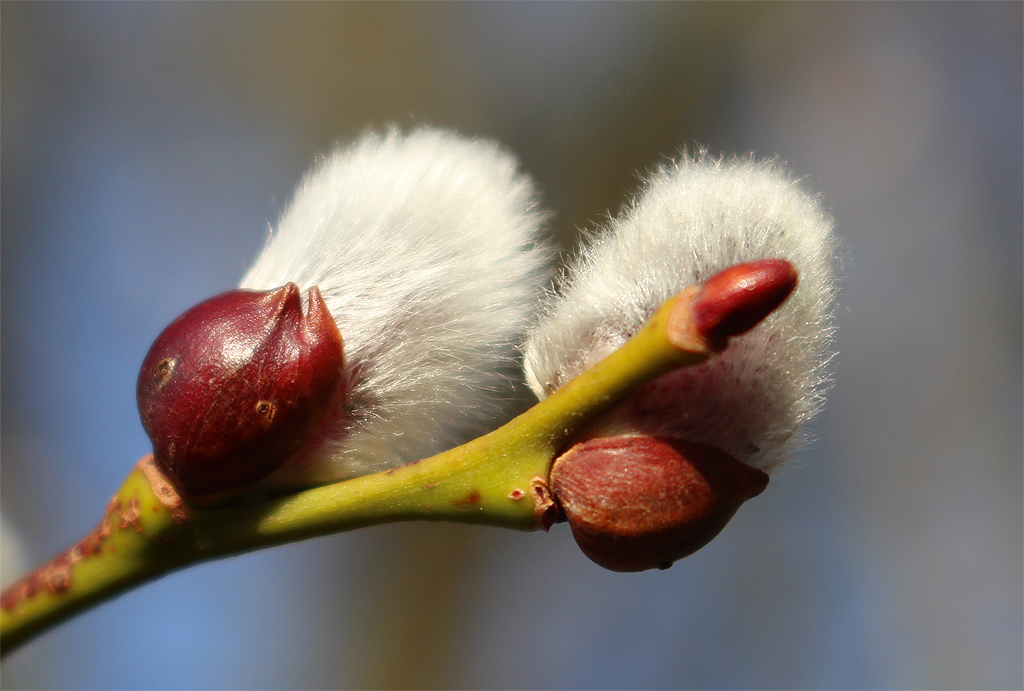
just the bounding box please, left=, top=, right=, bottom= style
left=550, top=436, right=769, bottom=572
left=691, top=258, right=798, bottom=350
left=137, top=283, right=344, bottom=498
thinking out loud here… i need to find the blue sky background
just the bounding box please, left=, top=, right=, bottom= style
left=2, top=3, right=1021, bottom=689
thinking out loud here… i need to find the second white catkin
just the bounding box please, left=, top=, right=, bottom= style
left=241, top=128, right=551, bottom=485
left=524, top=153, right=837, bottom=472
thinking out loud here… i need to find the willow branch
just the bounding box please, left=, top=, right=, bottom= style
left=1, top=290, right=708, bottom=655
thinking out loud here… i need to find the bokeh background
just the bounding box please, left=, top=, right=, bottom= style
left=2, top=3, right=1021, bottom=689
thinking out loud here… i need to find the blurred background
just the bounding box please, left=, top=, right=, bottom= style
left=1, top=3, right=1021, bottom=689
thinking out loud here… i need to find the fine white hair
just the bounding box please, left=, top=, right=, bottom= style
left=524, top=152, right=837, bottom=472
left=242, top=128, right=550, bottom=484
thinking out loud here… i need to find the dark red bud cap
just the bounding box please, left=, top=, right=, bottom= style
left=691, top=259, right=798, bottom=350
left=137, top=284, right=344, bottom=498
left=550, top=435, right=769, bottom=572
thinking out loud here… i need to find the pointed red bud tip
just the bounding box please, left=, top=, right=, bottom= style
left=137, top=284, right=345, bottom=499
left=550, top=436, right=769, bottom=572
left=691, top=259, right=798, bottom=351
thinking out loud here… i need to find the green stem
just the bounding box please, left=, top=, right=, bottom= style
left=1, top=291, right=708, bottom=655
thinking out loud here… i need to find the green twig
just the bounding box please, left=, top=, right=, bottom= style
left=1, top=290, right=709, bottom=655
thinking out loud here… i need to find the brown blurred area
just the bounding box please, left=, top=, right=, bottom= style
left=2, top=3, right=1021, bottom=689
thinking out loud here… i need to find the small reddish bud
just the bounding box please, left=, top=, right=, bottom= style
left=691, top=259, right=798, bottom=350
left=137, top=284, right=344, bottom=498
left=550, top=436, right=769, bottom=572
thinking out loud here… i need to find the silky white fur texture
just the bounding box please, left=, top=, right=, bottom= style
left=241, top=128, right=550, bottom=485
left=524, top=153, right=836, bottom=472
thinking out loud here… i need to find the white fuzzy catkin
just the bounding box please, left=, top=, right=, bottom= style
left=241, top=128, right=550, bottom=484
left=524, top=153, right=836, bottom=472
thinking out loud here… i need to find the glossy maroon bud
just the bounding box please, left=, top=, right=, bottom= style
left=137, top=283, right=344, bottom=498
left=550, top=436, right=769, bottom=572
left=691, top=259, right=798, bottom=350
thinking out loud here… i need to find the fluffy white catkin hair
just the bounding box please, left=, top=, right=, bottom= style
left=524, top=153, right=836, bottom=472
left=241, top=128, right=550, bottom=484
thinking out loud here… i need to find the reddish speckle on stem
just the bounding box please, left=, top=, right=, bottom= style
left=691, top=259, right=798, bottom=350
left=0, top=470, right=173, bottom=610
left=508, top=488, right=525, bottom=501
left=1, top=514, right=115, bottom=611
left=118, top=499, right=142, bottom=532
left=452, top=490, right=481, bottom=507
